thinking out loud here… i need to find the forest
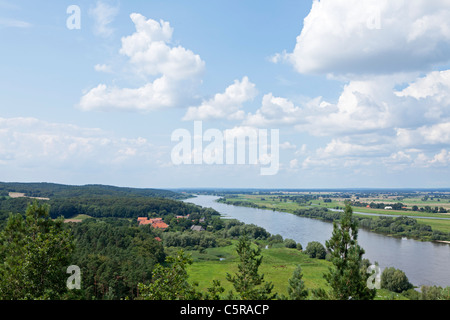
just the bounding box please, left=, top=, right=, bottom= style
left=0, top=183, right=197, bottom=222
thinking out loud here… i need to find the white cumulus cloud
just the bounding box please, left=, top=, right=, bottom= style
left=183, top=76, right=257, bottom=121
left=79, top=13, right=205, bottom=112
left=278, top=0, right=450, bottom=76
left=244, top=93, right=303, bottom=127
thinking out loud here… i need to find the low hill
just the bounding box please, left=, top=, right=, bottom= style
left=0, top=182, right=186, bottom=200
left=0, top=182, right=198, bottom=220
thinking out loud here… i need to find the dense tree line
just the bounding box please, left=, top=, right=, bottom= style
left=216, top=198, right=261, bottom=208
left=357, top=216, right=443, bottom=240
left=291, top=207, right=450, bottom=242
left=48, top=196, right=219, bottom=219
left=293, top=207, right=342, bottom=222
left=351, top=201, right=406, bottom=210
left=351, top=200, right=448, bottom=213
left=163, top=231, right=218, bottom=249
left=0, top=182, right=186, bottom=200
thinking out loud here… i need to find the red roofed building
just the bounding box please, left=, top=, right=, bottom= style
left=137, top=217, right=168, bottom=230
left=152, top=221, right=169, bottom=230
left=138, top=217, right=151, bottom=225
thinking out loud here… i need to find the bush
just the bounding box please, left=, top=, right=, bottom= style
left=304, top=241, right=326, bottom=259
left=284, top=239, right=298, bottom=249
left=380, top=267, right=413, bottom=293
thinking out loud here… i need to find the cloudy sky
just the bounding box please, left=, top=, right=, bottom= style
left=1, top=0, right=450, bottom=189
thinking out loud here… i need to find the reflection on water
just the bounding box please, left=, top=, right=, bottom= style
left=185, top=195, right=450, bottom=288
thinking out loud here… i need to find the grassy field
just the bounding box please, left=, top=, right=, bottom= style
left=186, top=242, right=328, bottom=296
left=184, top=241, right=407, bottom=300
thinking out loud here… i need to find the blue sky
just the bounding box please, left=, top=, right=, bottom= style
left=1, top=0, right=450, bottom=189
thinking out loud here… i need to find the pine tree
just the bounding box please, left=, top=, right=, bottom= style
left=287, top=265, right=309, bottom=300
left=324, top=203, right=376, bottom=300
left=226, top=234, right=275, bottom=300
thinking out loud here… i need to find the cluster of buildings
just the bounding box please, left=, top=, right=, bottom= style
left=137, top=217, right=169, bottom=230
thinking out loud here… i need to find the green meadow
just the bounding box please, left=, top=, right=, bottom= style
left=184, top=241, right=406, bottom=300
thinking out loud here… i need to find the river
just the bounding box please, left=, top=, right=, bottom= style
left=184, top=195, right=450, bottom=288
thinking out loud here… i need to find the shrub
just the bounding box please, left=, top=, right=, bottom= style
left=305, top=241, right=326, bottom=259
left=380, top=267, right=413, bottom=293
left=284, top=239, right=298, bottom=249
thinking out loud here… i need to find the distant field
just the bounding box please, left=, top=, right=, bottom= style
left=63, top=214, right=92, bottom=222
left=8, top=192, right=50, bottom=201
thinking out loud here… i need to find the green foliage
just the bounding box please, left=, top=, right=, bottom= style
left=323, top=204, right=376, bottom=300
left=287, top=265, right=308, bottom=300
left=48, top=196, right=219, bottom=220
left=206, top=280, right=225, bottom=300
left=226, top=234, right=275, bottom=300
left=380, top=267, right=413, bottom=293
left=221, top=221, right=271, bottom=240
left=69, top=218, right=166, bottom=300
left=305, top=241, right=326, bottom=259
left=283, top=238, right=299, bottom=249
left=138, top=250, right=202, bottom=300
left=0, top=201, right=74, bottom=300
left=163, top=231, right=217, bottom=249
left=0, top=182, right=185, bottom=200
left=421, top=285, right=450, bottom=300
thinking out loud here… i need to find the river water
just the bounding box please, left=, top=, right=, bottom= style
left=184, top=195, right=450, bottom=288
